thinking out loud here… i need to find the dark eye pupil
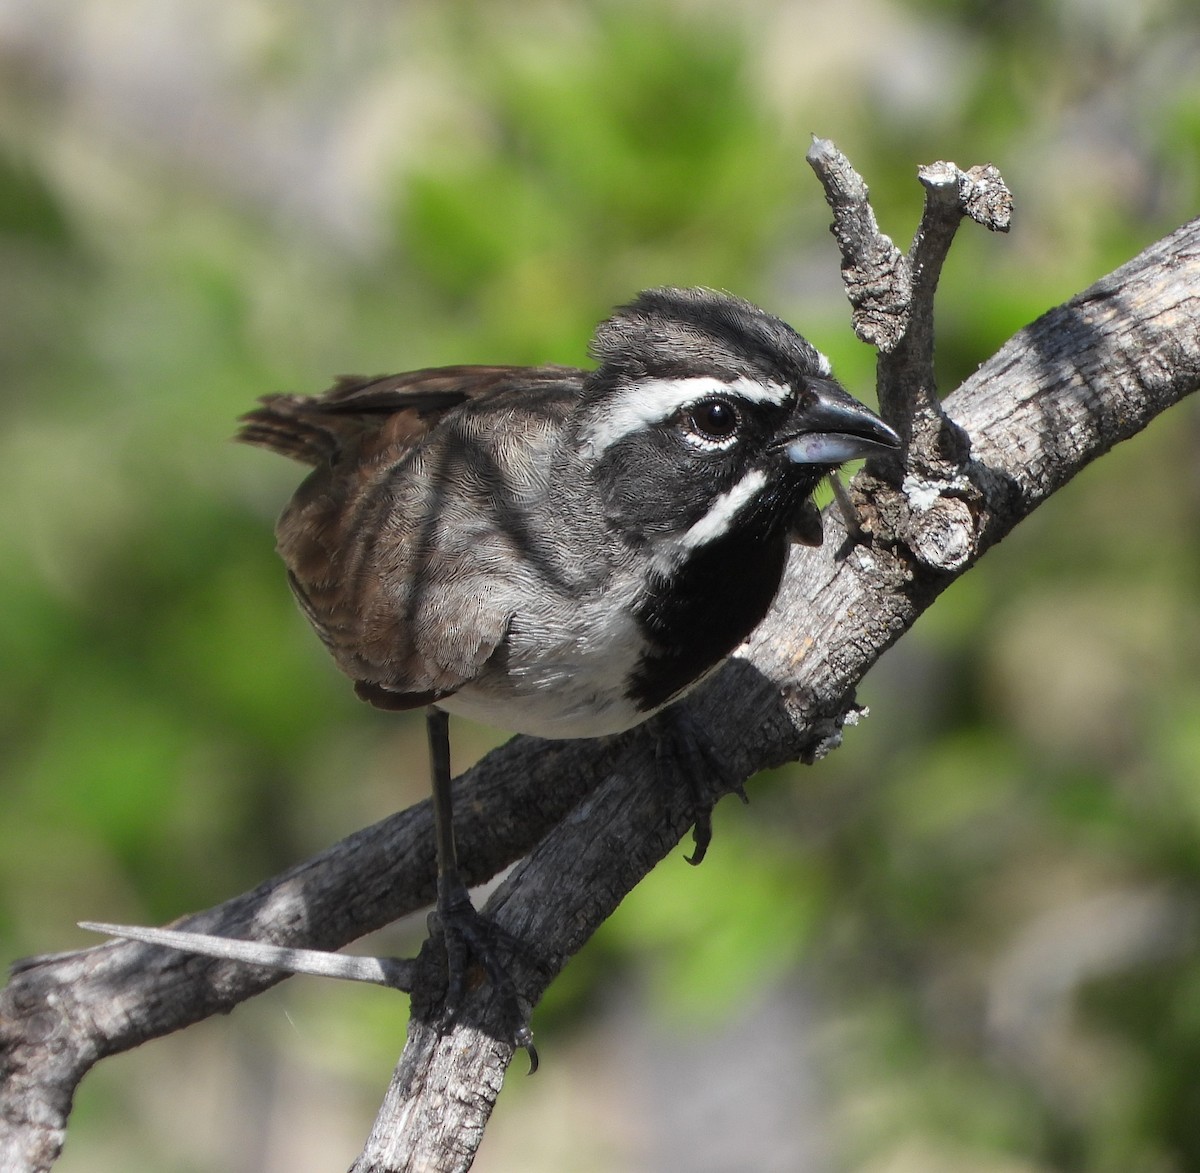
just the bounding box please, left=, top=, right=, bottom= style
left=691, top=399, right=738, bottom=439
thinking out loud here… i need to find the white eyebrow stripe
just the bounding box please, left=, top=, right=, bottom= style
left=653, top=468, right=769, bottom=573
left=581, top=375, right=791, bottom=455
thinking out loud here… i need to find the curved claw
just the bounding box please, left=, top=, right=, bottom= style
left=514, top=1024, right=539, bottom=1075
left=685, top=809, right=713, bottom=866
left=656, top=707, right=747, bottom=866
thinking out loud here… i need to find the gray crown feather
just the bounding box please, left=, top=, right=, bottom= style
left=589, top=287, right=825, bottom=385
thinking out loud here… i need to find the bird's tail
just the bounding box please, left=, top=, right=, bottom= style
left=235, top=394, right=346, bottom=466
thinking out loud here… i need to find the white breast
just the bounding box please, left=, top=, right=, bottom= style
left=436, top=577, right=657, bottom=740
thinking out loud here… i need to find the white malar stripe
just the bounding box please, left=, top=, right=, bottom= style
left=651, top=468, right=769, bottom=576
left=681, top=468, right=767, bottom=548
left=582, top=375, right=790, bottom=456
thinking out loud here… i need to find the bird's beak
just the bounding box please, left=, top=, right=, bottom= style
left=782, top=380, right=901, bottom=465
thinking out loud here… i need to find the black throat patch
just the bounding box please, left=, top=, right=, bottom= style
left=625, top=521, right=790, bottom=713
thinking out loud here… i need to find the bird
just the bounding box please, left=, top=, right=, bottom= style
left=237, top=286, right=900, bottom=1052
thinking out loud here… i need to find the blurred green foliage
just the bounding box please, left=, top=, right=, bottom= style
left=2, top=0, right=1199, bottom=1170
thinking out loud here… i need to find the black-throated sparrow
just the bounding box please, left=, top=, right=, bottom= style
left=238, top=287, right=900, bottom=1050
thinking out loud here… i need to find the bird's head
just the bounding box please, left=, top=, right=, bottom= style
left=574, top=287, right=900, bottom=552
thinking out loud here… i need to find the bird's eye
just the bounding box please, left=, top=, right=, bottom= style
left=684, top=398, right=740, bottom=445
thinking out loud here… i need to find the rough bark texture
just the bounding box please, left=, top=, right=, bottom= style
left=2, top=144, right=1198, bottom=1173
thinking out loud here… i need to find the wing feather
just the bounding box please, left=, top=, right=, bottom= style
left=236, top=365, right=577, bottom=466
left=238, top=363, right=584, bottom=706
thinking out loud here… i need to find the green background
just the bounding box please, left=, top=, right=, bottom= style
left=2, top=1, right=1199, bottom=1169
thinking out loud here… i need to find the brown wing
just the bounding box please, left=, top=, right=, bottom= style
left=236, top=364, right=577, bottom=467
left=237, top=364, right=583, bottom=709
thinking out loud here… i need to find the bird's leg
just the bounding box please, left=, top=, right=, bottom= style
left=655, top=706, right=748, bottom=866
left=425, top=706, right=537, bottom=1068
left=428, top=705, right=460, bottom=922
left=426, top=705, right=479, bottom=1014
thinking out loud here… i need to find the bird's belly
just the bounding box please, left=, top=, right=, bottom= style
left=436, top=599, right=668, bottom=740
left=437, top=683, right=649, bottom=740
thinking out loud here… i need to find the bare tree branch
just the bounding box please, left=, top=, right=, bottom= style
left=2, top=144, right=1197, bottom=1173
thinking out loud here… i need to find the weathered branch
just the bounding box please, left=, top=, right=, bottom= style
left=808, top=138, right=1013, bottom=475
left=2, top=147, right=1197, bottom=1173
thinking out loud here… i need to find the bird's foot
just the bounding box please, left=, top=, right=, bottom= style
left=655, top=707, right=747, bottom=867
left=428, top=873, right=538, bottom=1072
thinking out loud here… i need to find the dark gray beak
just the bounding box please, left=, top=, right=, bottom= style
left=783, top=380, right=901, bottom=465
